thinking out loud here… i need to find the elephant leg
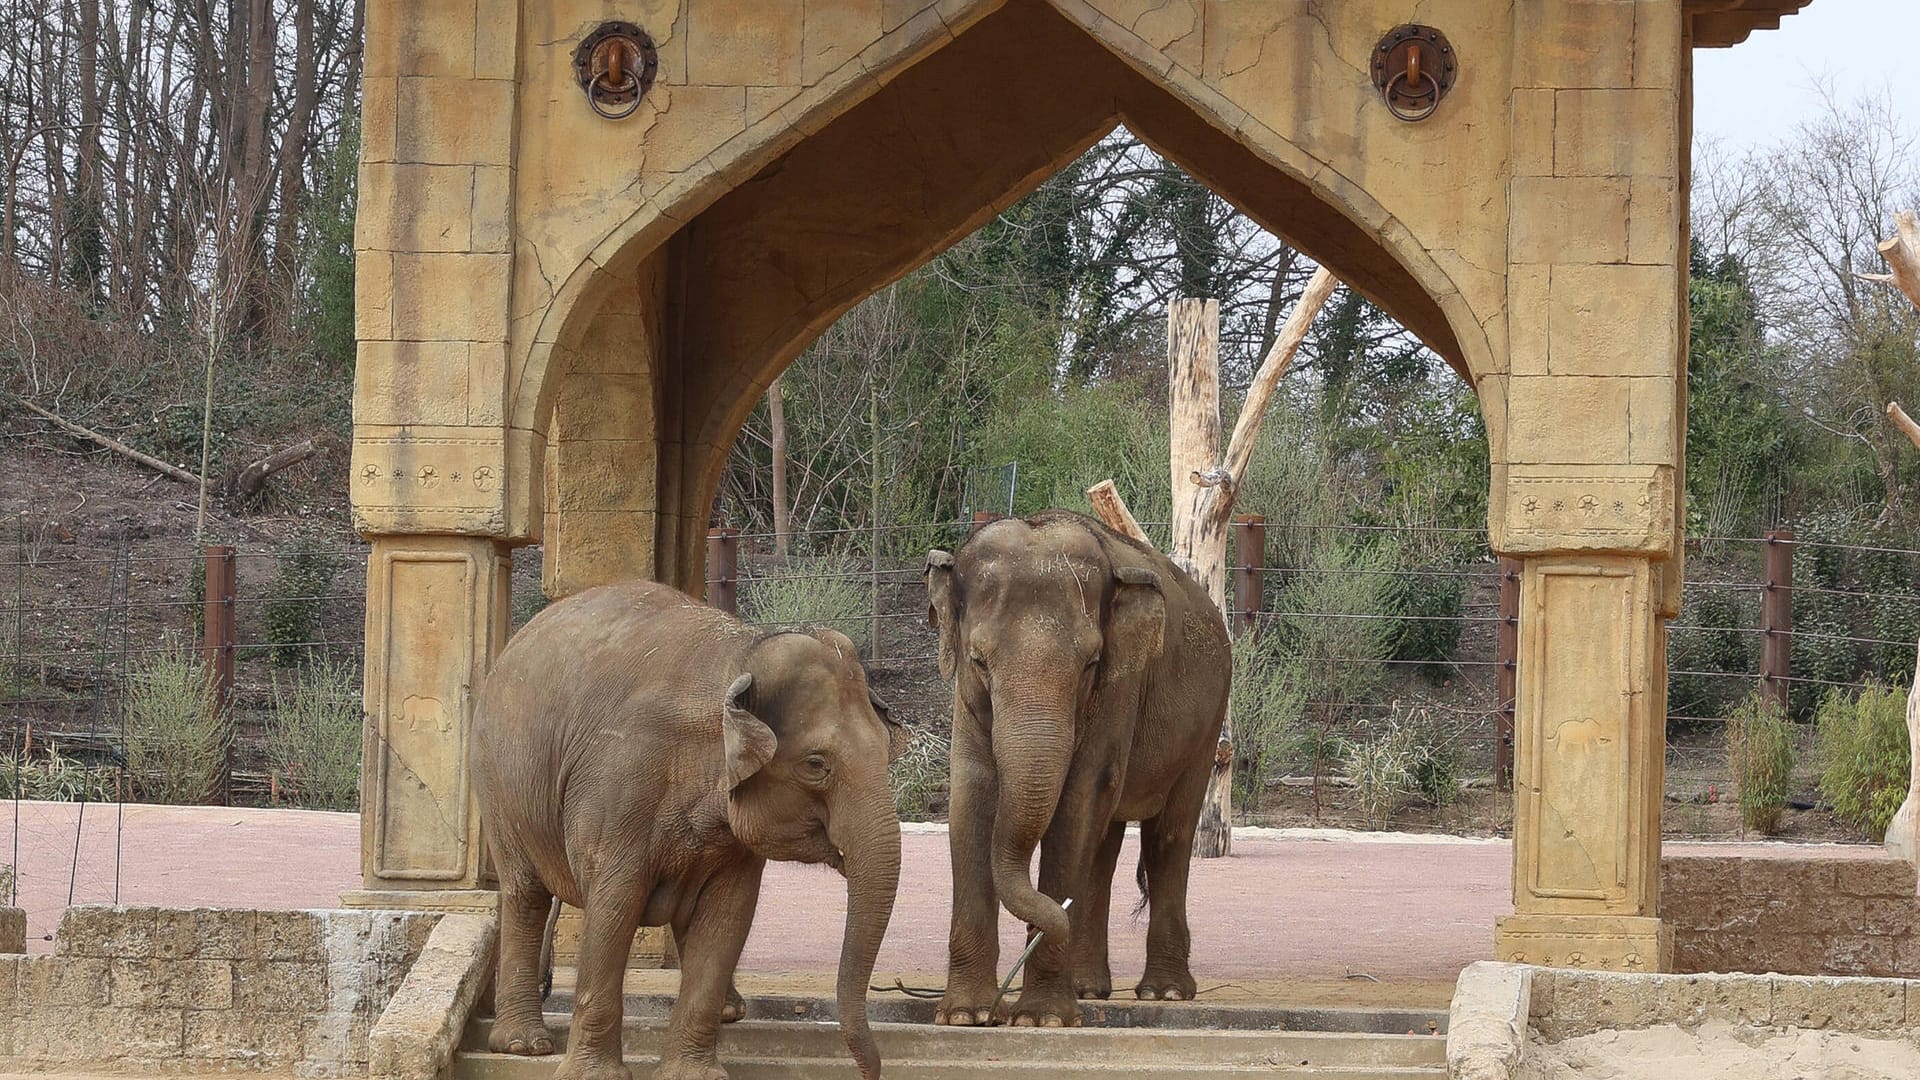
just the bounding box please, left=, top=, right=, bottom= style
left=938, top=718, right=999, bottom=1027
left=1136, top=768, right=1206, bottom=1001
left=1008, top=761, right=1122, bottom=1027
left=554, top=887, right=643, bottom=1080
left=655, top=859, right=764, bottom=1080
left=1073, top=821, right=1126, bottom=1000
left=490, top=869, right=558, bottom=1056
left=673, top=924, right=745, bottom=1023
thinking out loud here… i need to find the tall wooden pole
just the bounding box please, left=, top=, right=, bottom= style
left=1167, top=299, right=1236, bottom=857
left=769, top=374, right=790, bottom=559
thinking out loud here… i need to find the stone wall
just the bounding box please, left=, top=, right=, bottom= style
left=0, top=906, right=440, bottom=1076
left=1661, top=852, right=1920, bottom=977
left=1530, top=967, right=1920, bottom=1041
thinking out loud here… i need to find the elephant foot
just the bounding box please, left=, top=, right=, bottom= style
left=554, top=1053, right=635, bottom=1080
left=488, top=1015, right=557, bottom=1056
left=650, top=1058, right=724, bottom=1080
left=1074, top=965, right=1112, bottom=1000
left=1006, top=987, right=1083, bottom=1028
left=934, top=979, right=999, bottom=1027
left=1135, top=969, right=1197, bottom=1002
left=720, top=982, right=746, bottom=1024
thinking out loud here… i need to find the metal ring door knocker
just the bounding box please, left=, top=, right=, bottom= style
left=574, top=22, right=658, bottom=120
left=1371, top=25, right=1455, bottom=123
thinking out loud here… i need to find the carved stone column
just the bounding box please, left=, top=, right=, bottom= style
left=345, top=535, right=510, bottom=904
left=1496, top=554, right=1671, bottom=970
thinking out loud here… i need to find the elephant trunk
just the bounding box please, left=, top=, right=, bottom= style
left=831, top=790, right=902, bottom=1079
left=988, top=686, right=1075, bottom=942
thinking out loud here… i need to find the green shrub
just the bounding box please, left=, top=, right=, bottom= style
left=265, top=655, right=363, bottom=811
left=1722, top=690, right=1796, bottom=834
left=0, top=745, right=120, bottom=803
left=889, top=726, right=949, bottom=822
left=121, top=637, right=227, bottom=804
left=1387, top=573, right=1465, bottom=681
left=263, top=534, right=339, bottom=667
left=741, top=556, right=870, bottom=649
left=1814, top=683, right=1910, bottom=841
left=1400, top=707, right=1462, bottom=810
left=1342, top=726, right=1412, bottom=828
left=1228, top=629, right=1307, bottom=810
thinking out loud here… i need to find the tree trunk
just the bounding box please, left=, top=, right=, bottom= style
left=769, top=374, right=791, bottom=558
left=274, top=0, right=319, bottom=324
left=1167, top=299, right=1235, bottom=858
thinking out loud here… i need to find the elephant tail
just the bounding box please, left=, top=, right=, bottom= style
left=1132, top=843, right=1149, bottom=918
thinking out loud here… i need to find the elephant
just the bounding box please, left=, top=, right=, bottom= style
left=924, top=510, right=1230, bottom=1028
left=471, top=579, right=905, bottom=1080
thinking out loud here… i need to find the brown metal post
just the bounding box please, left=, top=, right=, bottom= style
left=706, top=528, right=739, bottom=614
left=201, top=545, right=236, bottom=805
left=1232, top=515, right=1266, bottom=637
left=1762, top=529, right=1795, bottom=712
left=971, top=510, right=1002, bottom=533
left=1495, top=557, right=1520, bottom=792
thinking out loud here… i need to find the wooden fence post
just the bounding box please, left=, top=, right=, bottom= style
left=1762, top=529, right=1795, bottom=712
left=201, top=545, right=236, bottom=805
left=971, top=510, right=1002, bottom=532
left=1232, top=515, right=1265, bottom=637
left=1495, top=557, right=1520, bottom=792
left=706, top=528, right=739, bottom=615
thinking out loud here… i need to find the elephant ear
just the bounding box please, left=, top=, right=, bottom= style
left=721, top=673, right=777, bottom=791
left=869, top=688, right=910, bottom=763
left=1100, top=565, right=1166, bottom=686
left=925, top=550, right=957, bottom=681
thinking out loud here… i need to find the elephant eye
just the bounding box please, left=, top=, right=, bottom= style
left=802, top=754, right=831, bottom=778
left=1086, top=654, right=1102, bottom=671
left=969, top=653, right=987, bottom=671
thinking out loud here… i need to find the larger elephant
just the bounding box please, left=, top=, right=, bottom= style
left=925, top=510, right=1231, bottom=1027
left=471, top=580, right=904, bottom=1080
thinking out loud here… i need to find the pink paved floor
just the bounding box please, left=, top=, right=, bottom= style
left=0, top=802, right=1884, bottom=980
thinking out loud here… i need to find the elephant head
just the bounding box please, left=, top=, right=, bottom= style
left=720, top=627, right=905, bottom=1079
left=925, top=514, right=1165, bottom=942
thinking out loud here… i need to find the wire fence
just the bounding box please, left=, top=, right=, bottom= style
left=4, top=518, right=1919, bottom=847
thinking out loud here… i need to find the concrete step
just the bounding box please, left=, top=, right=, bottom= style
left=465, top=1016, right=1447, bottom=1069
left=543, top=989, right=1449, bottom=1036
left=457, top=1049, right=1444, bottom=1080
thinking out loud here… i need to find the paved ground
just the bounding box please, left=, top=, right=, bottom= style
left=0, top=802, right=1885, bottom=990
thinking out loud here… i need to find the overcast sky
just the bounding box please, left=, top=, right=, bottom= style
left=1692, top=0, right=1918, bottom=154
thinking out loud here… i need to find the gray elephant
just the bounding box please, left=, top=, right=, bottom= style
left=925, top=510, right=1230, bottom=1027
left=471, top=579, right=904, bottom=1080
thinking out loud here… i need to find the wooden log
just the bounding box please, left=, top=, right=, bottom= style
left=1220, top=267, right=1338, bottom=490
left=232, top=438, right=321, bottom=498
left=17, top=398, right=201, bottom=485
left=1085, top=479, right=1148, bottom=544
left=1876, top=209, right=1920, bottom=312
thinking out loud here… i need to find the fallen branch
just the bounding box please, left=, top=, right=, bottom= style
left=1085, top=479, right=1148, bottom=543
left=1888, top=402, right=1920, bottom=453
left=16, top=398, right=201, bottom=485
left=232, top=438, right=322, bottom=498
left=1876, top=209, right=1920, bottom=311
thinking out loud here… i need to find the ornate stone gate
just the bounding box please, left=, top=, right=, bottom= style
left=346, top=0, right=1809, bottom=971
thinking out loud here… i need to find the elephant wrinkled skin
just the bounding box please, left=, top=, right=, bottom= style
left=471, top=580, right=905, bottom=1080
left=925, top=510, right=1231, bottom=1028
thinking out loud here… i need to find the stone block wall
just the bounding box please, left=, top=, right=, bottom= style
left=0, top=906, right=440, bottom=1076
left=1530, top=967, right=1920, bottom=1041
left=1662, top=852, right=1920, bottom=977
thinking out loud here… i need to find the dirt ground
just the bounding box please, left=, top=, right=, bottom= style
left=1522, top=1020, right=1920, bottom=1080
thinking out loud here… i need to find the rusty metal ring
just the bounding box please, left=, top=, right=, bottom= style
left=1383, top=69, right=1441, bottom=122
left=588, top=69, right=643, bottom=120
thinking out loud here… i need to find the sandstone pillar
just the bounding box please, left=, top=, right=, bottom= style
left=1490, top=0, right=1686, bottom=971
left=344, top=0, right=530, bottom=911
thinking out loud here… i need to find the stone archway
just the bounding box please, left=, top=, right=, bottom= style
left=346, top=0, right=1807, bottom=973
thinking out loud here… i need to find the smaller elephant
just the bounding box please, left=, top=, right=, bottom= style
left=472, top=580, right=905, bottom=1080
